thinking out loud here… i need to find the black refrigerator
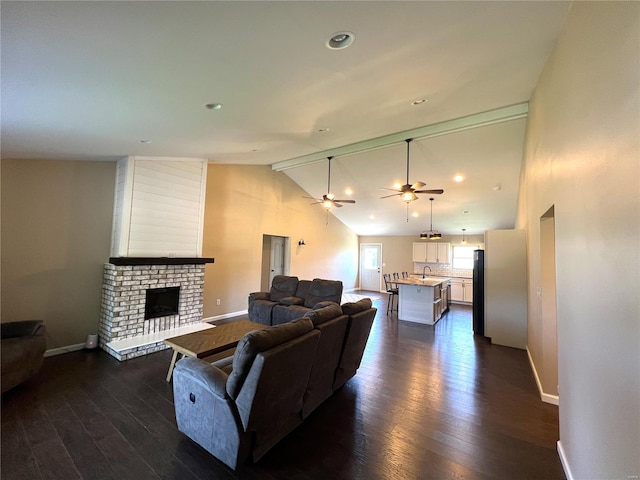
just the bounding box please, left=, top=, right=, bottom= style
left=472, top=249, right=485, bottom=336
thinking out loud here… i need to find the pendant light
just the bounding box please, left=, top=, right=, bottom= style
left=426, top=197, right=441, bottom=239
left=461, top=228, right=467, bottom=245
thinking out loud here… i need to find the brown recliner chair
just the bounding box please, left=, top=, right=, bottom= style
left=1, top=320, right=46, bottom=393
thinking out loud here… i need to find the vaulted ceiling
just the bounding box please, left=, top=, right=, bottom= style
left=1, top=1, right=571, bottom=236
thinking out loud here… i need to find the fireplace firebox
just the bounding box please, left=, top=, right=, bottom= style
left=145, top=286, right=180, bottom=320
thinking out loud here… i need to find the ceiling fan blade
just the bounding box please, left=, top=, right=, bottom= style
left=333, top=202, right=343, bottom=208
left=411, top=181, right=426, bottom=189
left=334, top=199, right=356, bottom=204
left=379, top=187, right=401, bottom=192
left=303, top=196, right=322, bottom=201
left=414, top=189, right=444, bottom=194
left=380, top=193, right=402, bottom=199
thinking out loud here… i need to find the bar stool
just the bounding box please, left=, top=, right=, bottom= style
left=383, top=273, right=398, bottom=313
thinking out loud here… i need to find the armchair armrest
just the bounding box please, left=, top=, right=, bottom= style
left=174, top=357, right=229, bottom=399
left=248, top=292, right=271, bottom=302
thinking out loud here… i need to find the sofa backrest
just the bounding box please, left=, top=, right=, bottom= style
left=294, top=279, right=312, bottom=300
left=302, top=304, right=349, bottom=418
left=302, top=302, right=343, bottom=326
left=228, top=318, right=320, bottom=460
left=269, top=275, right=299, bottom=301
left=303, top=278, right=343, bottom=308
left=333, top=298, right=377, bottom=390
left=227, top=317, right=311, bottom=399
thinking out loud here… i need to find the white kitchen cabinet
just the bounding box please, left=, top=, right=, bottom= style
left=450, top=278, right=472, bottom=303
left=412, top=242, right=427, bottom=262
left=414, top=242, right=450, bottom=263
left=437, top=242, right=451, bottom=264
left=463, top=281, right=473, bottom=302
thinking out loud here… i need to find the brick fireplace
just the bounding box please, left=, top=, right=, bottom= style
left=99, top=257, right=214, bottom=360
left=100, top=156, right=212, bottom=361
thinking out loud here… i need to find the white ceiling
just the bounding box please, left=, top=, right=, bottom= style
left=1, top=1, right=571, bottom=236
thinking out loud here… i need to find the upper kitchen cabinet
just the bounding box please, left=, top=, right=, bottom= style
left=412, top=242, right=427, bottom=262
left=428, top=242, right=451, bottom=264
left=412, top=242, right=451, bottom=264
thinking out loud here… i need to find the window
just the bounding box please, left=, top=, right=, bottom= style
left=452, top=246, right=476, bottom=270
left=363, top=247, right=379, bottom=270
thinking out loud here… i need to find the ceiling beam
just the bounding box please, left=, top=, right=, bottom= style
left=272, top=102, right=528, bottom=172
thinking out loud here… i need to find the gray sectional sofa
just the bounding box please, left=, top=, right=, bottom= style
left=172, top=298, right=376, bottom=470
left=248, top=276, right=343, bottom=325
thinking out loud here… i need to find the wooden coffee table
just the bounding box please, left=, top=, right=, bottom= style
left=164, top=320, right=265, bottom=381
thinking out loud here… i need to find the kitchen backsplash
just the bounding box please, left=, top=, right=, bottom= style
left=413, top=262, right=472, bottom=279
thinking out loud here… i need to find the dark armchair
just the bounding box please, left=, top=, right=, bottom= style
left=1, top=320, right=46, bottom=393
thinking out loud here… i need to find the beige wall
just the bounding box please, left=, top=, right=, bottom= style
left=1, top=159, right=116, bottom=348
left=0, top=160, right=359, bottom=346
left=201, top=164, right=359, bottom=319
left=517, top=2, right=639, bottom=477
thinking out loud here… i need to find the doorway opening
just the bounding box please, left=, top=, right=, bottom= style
left=540, top=206, right=559, bottom=404
left=261, top=235, right=290, bottom=291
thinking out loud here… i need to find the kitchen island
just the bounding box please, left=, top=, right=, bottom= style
left=394, top=276, right=450, bottom=325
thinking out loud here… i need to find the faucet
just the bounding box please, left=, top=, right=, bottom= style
left=422, top=265, right=432, bottom=279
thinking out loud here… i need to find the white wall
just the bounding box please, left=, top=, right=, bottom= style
left=517, top=2, right=640, bottom=478
left=484, top=229, right=527, bottom=349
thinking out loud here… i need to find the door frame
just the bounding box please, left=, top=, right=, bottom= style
left=359, top=242, right=383, bottom=292
left=260, top=235, right=291, bottom=291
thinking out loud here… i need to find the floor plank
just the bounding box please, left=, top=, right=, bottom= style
left=1, top=297, right=564, bottom=479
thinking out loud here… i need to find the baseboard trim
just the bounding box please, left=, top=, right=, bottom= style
left=203, top=310, right=248, bottom=323
left=45, top=343, right=86, bottom=357
left=526, top=347, right=559, bottom=406
left=557, top=441, right=574, bottom=480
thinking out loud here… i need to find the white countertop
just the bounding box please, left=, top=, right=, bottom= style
left=395, top=276, right=451, bottom=287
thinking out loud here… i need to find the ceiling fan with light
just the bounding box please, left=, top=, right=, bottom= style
left=304, top=156, right=356, bottom=209
left=380, top=138, right=444, bottom=203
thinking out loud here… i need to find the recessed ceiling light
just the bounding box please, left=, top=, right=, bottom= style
left=412, top=212, right=419, bottom=218
left=345, top=188, right=353, bottom=195
left=493, top=184, right=502, bottom=191
left=411, top=99, right=427, bottom=106
left=204, top=103, right=223, bottom=110
left=317, top=127, right=330, bottom=133
left=139, top=139, right=152, bottom=144
left=463, top=210, right=470, bottom=214
left=454, top=174, right=464, bottom=182
left=369, top=214, right=375, bottom=220
left=393, top=182, right=402, bottom=189
left=327, top=31, right=355, bottom=50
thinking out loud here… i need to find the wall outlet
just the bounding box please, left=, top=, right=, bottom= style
left=216, top=299, right=221, bottom=306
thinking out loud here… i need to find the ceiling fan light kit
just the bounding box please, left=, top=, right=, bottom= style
left=304, top=156, right=356, bottom=211
left=380, top=139, right=444, bottom=206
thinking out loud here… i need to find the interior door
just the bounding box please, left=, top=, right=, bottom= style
left=360, top=243, right=382, bottom=291
left=269, top=236, right=285, bottom=285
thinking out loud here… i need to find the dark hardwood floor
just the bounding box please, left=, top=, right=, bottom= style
left=1, top=294, right=565, bottom=479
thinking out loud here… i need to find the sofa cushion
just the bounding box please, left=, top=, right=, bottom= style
left=341, top=298, right=373, bottom=315
left=269, top=276, right=299, bottom=302
left=303, top=303, right=343, bottom=326
left=226, top=318, right=313, bottom=399
left=278, top=296, right=304, bottom=306
left=303, top=279, right=343, bottom=308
